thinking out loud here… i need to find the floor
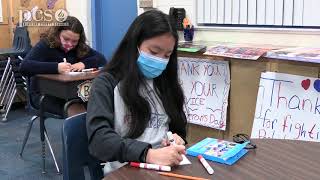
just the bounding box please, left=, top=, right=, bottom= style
left=0, top=104, right=65, bottom=180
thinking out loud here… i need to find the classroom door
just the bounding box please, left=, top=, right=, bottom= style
left=0, top=0, right=14, bottom=48
left=92, top=0, right=137, bottom=60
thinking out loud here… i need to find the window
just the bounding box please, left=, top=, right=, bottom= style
left=196, top=0, right=320, bottom=28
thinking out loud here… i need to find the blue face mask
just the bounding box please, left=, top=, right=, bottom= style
left=137, top=50, right=169, bottom=79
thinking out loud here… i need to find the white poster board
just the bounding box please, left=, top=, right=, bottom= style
left=178, top=57, right=230, bottom=130
left=251, top=72, right=320, bottom=142
left=0, top=0, right=3, bottom=22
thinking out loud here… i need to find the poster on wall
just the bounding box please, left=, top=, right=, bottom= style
left=265, top=47, right=320, bottom=64
left=178, top=57, right=230, bottom=130
left=251, top=72, right=320, bottom=142
left=204, top=45, right=273, bottom=60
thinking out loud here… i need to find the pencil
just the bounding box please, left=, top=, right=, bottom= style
left=158, top=172, right=209, bottom=180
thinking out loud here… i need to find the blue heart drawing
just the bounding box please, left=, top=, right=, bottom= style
left=313, top=79, right=320, bottom=92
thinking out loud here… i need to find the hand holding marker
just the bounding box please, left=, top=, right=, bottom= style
left=167, top=131, right=213, bottom=175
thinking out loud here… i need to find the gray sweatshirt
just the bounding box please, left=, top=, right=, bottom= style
left=86, top=72, right=186, bottom=173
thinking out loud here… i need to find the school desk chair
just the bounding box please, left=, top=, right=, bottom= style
left=19, top=74, right=83, bottom=174
left=0, top=26, right=32, bottom=59
left=0, top=58, right=17, bottom=122
left=62, top=112, right=103, bottom=180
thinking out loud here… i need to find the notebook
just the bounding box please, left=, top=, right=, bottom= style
left=186, top=137, right=249, bottom=165
left=178, top=42, right=206, bottom=53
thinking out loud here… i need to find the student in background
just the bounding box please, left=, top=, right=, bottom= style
left=20, top=16, right=106, bottom=116
left=86, top=10, right=188, bottom=174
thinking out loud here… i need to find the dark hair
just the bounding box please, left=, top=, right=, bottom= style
left=43, top=16, right=90, bottom=58
left=105, top=10, right=187, bottom=139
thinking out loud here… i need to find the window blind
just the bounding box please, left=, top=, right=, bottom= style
left=196, top=0, right=320, bottom=27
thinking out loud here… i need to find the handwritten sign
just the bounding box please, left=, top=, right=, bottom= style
left=251, top=72, right=320, bottom=142
left=178, top=57, right=230, bottom=130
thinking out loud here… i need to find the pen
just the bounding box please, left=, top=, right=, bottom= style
left=63, top=58, right=67, bottom=63
left=197, top=155, right=214, bottom=175
left=158, top=172, right=210, bottom=180
left=130, top=162, right=171, bottom=172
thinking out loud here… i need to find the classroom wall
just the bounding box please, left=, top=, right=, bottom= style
left=137, top=0, right=320, bottom=47
left=182, top=29, right=320, bottom=47
left=66, top=0, right=92, bottom=46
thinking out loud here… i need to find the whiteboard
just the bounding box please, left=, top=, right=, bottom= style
left=178, top=57, right=230, bottom=130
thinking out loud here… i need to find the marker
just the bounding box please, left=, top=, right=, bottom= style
left=81, top=68, right=97, bottom=72
left=197, top=155, right=214, bottom=175
left=130, top=162, right=171, bottom=172
left=166, top=131, right=176, bottom=145
left=63, top=58, right=67, bottom=63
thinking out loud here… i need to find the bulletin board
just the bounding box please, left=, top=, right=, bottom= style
left=12, top=0, right=66, bottom=45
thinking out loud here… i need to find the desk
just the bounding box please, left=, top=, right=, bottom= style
left=104, top=139, right=320, bottom=180
left=36, top=71, right=99, bottom=173
left=37, top=72, right=99, bottom=99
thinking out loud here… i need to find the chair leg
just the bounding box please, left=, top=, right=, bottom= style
left=19, top=115, right=38, bottom=157
left=44, top=129, right=61, bottom=174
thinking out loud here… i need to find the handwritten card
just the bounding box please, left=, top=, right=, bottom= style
left=178, top=57, right=230, bottom=130
left=251, top=72, right=320, bottom=142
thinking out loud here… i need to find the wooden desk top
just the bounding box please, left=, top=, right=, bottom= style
left=36, top=71, right=99, bottom=100
left=36, top=71, right=100, bottom=82
left=104, top=139, right=320, bottom=180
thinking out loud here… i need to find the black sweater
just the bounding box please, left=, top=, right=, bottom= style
left=20, top=39, right=106, bottom=94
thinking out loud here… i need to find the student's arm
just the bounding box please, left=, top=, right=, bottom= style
left=19, top=40, right=59, bottom=76
left=80, top=48, right=107, bottom=68
left=86, top=73, right=151, bottom=163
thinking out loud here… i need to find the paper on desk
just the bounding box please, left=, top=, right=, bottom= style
left=67, top=72, right=84, bottom=75
left=179, top=154, right=191, bottom=165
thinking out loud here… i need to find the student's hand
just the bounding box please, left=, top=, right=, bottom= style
left=58, top=62, right=72, bottom=73
left=161, top=133, right=185, bottom=146
left=71, top=62, right=85, bottom=72
left=146, top=145, right=186, bottom=166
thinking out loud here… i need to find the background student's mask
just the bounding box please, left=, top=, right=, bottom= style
left=137, top=50, right=169, bottom=79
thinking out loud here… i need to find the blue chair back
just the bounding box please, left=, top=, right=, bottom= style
left=62, top=112, right=103, bottom=180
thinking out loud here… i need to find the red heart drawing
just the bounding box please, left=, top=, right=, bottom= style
left=301, top=79, right=311, bottom=90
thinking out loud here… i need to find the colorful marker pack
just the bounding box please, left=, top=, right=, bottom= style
left=186, top=138, right=249, bottom=165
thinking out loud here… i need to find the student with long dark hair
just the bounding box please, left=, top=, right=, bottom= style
left=20, top=16, right=106, bottom=116
left=86, top=10, right=188, bottom=174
